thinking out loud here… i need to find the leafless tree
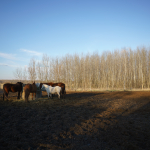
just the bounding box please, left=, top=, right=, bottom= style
left=22, top=66, right=28, bottom=81
left=28, top=58, right=37, bottom=81
left=14, top=67, right=22, bottom=81
left=17, top=46, right=150, bottom=90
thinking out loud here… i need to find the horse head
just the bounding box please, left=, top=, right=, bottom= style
left=16, top=82, right=23, bottom=90
left=17, top=82, right=23, bottom=85
left=32, top=82, right=37, bottom=92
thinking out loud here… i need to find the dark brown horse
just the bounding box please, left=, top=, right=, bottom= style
left=40, top=82, right=66, bottom=98
left=3, top=82, right=23, bottom=101
left=40, top=82, right=53, bottom=89
left=24, top=82, right=37, bottom=102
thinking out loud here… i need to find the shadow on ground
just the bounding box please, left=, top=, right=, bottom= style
left=0, top=90, right=150, bottom=150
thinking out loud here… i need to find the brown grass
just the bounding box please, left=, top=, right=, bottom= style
left=0, top=90, right=150, bottom=150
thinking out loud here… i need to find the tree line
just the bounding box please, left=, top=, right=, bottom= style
left=14, top=47, right=150, bottom=90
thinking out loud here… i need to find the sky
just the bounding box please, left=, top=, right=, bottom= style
left=0, top=0, right=150, bottom=79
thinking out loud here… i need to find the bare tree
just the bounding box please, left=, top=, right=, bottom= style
left=28, top=58, right=37, bottom=81
left=22, top=66, right=28, bottom=81
left=22, top=46, right=150, bottom=90
left=42, top=54, right=50, bottom=82
left=36, top=61, right=43, bottom=82
left=14, top=67, right=22, bottom=81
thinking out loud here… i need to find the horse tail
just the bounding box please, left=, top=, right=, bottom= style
left=3, top=91, right=9, bottom=101
left=62, top=84, right=66, bottom=98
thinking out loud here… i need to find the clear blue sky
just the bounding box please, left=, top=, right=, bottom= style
left=0, top=0, right=150, bottom=79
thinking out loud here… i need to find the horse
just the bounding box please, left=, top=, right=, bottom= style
left=52, top=82, right=66, bottom=98
left=40, top=82, right=53, bottom=89
left=24, top=82, right=37, bottom=102
left=35, top=82, right=40, bottom=88
left=40, top=82, right=66, bottom=98
left=3, top=82, right=23, bottom=101
left=41, top=84, right=62, bottom=99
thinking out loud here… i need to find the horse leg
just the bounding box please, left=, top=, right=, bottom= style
left=58, top=92, right=60, bottom=99
left=59, top=89, right=62, bottom=99
left=25, top=92, right=27, bottom=102
left=20, top=91, right=22, bottom=98
left=59, top=91, right=61, bottom=99
left=4, top=92, right=9, bottom=101
left=27, top=93, right=29, bottom=102
left=64, top=90, right=66, bottom=99
left=17, top=92, right=20, bottom=99
left=35, top=92, right=36, bottom=100
left=32, top=93, right=33, bottom=100
left=61, top=90, right=63, bottom=99
left=3, top=89, right=5, bottom=101
left=25, top=91, right=29, bottom=102
left=49, top=93, right=52, bottom=99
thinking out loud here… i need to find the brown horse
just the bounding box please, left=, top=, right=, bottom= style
left=40, top=82, right=53, bottom=89
left=24, top=82, right=37, bottom=102
left=40, top=82, right=66, bottom=98
left=3, top=82, right=23, bottom=101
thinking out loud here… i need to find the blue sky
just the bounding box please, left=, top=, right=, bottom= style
left=0, top=0, right=150, bottom=79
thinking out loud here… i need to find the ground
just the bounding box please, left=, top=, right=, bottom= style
left=0, top=89, right=150, bottom=150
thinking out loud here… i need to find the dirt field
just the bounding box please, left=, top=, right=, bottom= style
left=0, top=89, right=150, bottom=150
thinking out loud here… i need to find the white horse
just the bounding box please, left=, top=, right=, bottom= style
left=41, top=84, right=62, bottom=99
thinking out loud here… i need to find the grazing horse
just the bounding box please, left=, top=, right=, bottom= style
left=41, top=84, right=62, bottom=99
left=3, top=82, right=23, bottom=101
left=40, top=82, right=66, bottom=98
left=24, top=82, right=37, bottom=102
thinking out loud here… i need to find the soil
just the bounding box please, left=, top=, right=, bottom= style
left=0, top=89, right=150, bottom=150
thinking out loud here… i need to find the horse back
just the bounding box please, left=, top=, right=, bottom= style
left=40, top=82, right=65, bottom=94
left=24, top=84, right=31, bottom=92
left=40, top=82, right=54, bottom=89
left=3, top=84, right=11, bottom=93
left=53, top=82, right=65, bottom=94
left=24, top=84, right=37, bottom=93
left=3, top=83, right=20, bottom=93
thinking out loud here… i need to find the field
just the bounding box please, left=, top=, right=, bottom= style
left=0, top=89, right=150, bottom=150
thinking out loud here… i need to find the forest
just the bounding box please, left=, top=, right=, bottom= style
left=14, top=47, right=150, bottom=90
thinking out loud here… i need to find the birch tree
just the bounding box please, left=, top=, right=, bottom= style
left=28, top=58, right=36, bottom=81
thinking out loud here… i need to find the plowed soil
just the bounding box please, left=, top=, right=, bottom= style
left=0, top=90, right=150, bottom=150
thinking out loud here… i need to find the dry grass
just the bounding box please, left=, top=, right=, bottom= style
left=0, top=90, right=150, bottom=150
